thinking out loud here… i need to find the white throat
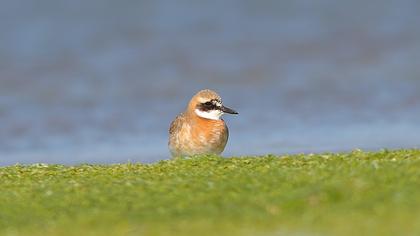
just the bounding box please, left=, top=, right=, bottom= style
left=195, top=109, right=223, bottom=120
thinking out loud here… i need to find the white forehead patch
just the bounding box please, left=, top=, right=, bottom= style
left=197, top=97, right=222, bottom=105
left=195, top=109, right=224, bottom=120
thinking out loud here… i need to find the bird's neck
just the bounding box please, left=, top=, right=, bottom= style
left=187, top=110, right=224, bottom=125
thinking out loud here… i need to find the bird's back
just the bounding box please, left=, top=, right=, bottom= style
left=168, top=113, right=188, bottom=156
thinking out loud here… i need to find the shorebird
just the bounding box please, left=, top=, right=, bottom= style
left=169, top=89, right=238, bottom=157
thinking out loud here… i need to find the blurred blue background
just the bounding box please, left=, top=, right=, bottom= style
left=1, top=0, right=419, bottom=165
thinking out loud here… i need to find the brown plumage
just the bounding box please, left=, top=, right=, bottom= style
left=168, top=89, right=238, bottom=157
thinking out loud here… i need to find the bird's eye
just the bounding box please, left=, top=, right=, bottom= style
left=204, top=102, right=212, bottom=106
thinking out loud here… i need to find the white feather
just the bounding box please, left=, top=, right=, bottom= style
left=195, top=109, right=223, bottom=120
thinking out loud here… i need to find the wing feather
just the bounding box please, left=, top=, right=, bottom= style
left=169, top=113, right=185, bottom=135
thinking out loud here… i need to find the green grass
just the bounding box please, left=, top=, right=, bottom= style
left=1, top=149, right=420, bottom=236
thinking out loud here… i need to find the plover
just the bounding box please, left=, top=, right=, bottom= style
left=169, top=89, right=238, bottom=157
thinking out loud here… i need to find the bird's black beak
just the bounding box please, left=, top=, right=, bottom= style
left=221, top=106, right=238, bottom=115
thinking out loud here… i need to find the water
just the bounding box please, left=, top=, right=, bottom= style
left=1, top=0, right=420, bottom=165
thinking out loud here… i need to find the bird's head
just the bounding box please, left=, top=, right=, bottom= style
left=188, top=89, right=238, bottom=120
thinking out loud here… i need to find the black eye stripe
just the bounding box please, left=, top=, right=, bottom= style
left=198, top=100, right=221, bottom=111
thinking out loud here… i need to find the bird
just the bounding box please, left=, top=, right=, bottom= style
left=169, top=89, right=238, bottom=157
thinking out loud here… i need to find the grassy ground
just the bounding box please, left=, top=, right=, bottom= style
left=1, top=149, right=420, bottom=236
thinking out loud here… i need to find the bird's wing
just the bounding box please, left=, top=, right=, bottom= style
left=169, top=113, right=185, bottom=135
